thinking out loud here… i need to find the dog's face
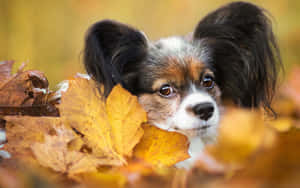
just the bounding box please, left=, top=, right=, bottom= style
left=135, top=38, right=221, bottom=140
left=83, top=2, right=281, bottom=142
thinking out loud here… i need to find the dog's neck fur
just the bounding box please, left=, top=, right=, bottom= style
left=175, top=137, right=205, bottom=168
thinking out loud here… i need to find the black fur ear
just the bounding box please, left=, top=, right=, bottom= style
left=193, top=2, right=282, bottom=114
left=84, top=20, right=148, bottom=97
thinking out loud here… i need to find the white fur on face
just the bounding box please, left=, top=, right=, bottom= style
left=159, top=37, right=185, bottom=52
left=173, top=92, right=219, bottom=129
left=175, top=136, right=205, bottom=169
left=152, top=37, right=212, bottom=65
left=153, top=89, right=220, bottom=141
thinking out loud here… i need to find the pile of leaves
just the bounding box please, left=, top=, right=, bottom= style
left=0, top=61, right=300, bottom=188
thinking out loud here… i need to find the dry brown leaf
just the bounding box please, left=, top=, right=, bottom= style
left=0, top=70, right=49, bottom=106
left=133, top=124, right=190, bottom=167
left=3, top=116, right=122, bottom=178
left=3, top=116, right=62, bottom=163
left=31, top=127, right=120, bottom=177
left=0, top=61, right=58, bottom=116
left=59, top=78, right=146, bottom=166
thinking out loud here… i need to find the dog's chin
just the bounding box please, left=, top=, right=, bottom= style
left=152, top=120, right=218, bottom=139
left=173, top=124, right=217, bottom=140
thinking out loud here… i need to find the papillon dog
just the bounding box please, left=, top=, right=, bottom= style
left=83, top=2, right=281, bottom=168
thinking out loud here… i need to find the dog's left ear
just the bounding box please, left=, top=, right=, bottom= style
left=193, top=2, right=282, bottom=114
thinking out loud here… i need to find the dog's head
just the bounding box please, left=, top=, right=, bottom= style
left=83, top=2, right=281, bottom=141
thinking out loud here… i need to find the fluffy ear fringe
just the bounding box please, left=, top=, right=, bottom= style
left=83, top=20, right=147, bottom=97
left=193, top=2, right=283, bottom=116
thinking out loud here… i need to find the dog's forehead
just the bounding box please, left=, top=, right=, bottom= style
left=146, top=37, right=212, bottom=89
left=154, top=37, right=194, bottom=56
left=158, top=37, right=187, bottom=52
left=153, top=37, right=210, bottom=61
left=150, top=57, right=209, bottom=92
left=161, top=56, right=206, bottom=81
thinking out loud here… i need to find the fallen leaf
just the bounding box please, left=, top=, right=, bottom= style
left=31, top=127, right=119, bottom=178
left=3, top=116, right=122, bottom=178
left=0, top=61, right=59, bottom=116
left=133, top=124, right=190, bottom=167
left=3, top=116, right=61, bottom=162
left=0, top=70, right=49, bottom=106
left=106, top=85, right=146, bottom=157
left=59, top=78, right=119, bottom=161
left=59, top=78, right=146, bottom=165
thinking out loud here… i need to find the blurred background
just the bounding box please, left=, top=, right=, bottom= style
left=0, top=0, right=299, bottom=88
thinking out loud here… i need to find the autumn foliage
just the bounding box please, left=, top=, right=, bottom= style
left=0, top=61, right=300, bottom=188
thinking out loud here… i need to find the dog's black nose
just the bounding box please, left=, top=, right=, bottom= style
left=192, top=102, right=214, bottom=121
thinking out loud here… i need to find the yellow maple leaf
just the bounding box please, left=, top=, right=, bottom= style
left=133, top=124, right=190, bottom=167
left=106, top=85, right=146, bottom=157
left=59, top=78, right=117, bottom=160
left=59, top=77, right=146, bottom=165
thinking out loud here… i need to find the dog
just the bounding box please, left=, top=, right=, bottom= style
left=83, top=2, right=281, bottom=168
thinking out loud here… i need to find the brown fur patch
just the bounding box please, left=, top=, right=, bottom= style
left=185, top=57, right=205, bottom=81
left=155, top=57, right=206, bottom=87
left=164, top=57, right=207, bottom=84
left=138, top=93, right=180, bottom=125
left=164, top=57, right=186, bottom=86
left=149, top=56, right=215, bottom=92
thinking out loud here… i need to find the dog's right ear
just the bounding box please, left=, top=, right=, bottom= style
left=84, top=20, right=148, bottom=97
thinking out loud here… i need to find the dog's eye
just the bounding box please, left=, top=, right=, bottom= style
left=202, top=75, right=214, bottom=89
left=159, top=84, right=174, bottom=97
